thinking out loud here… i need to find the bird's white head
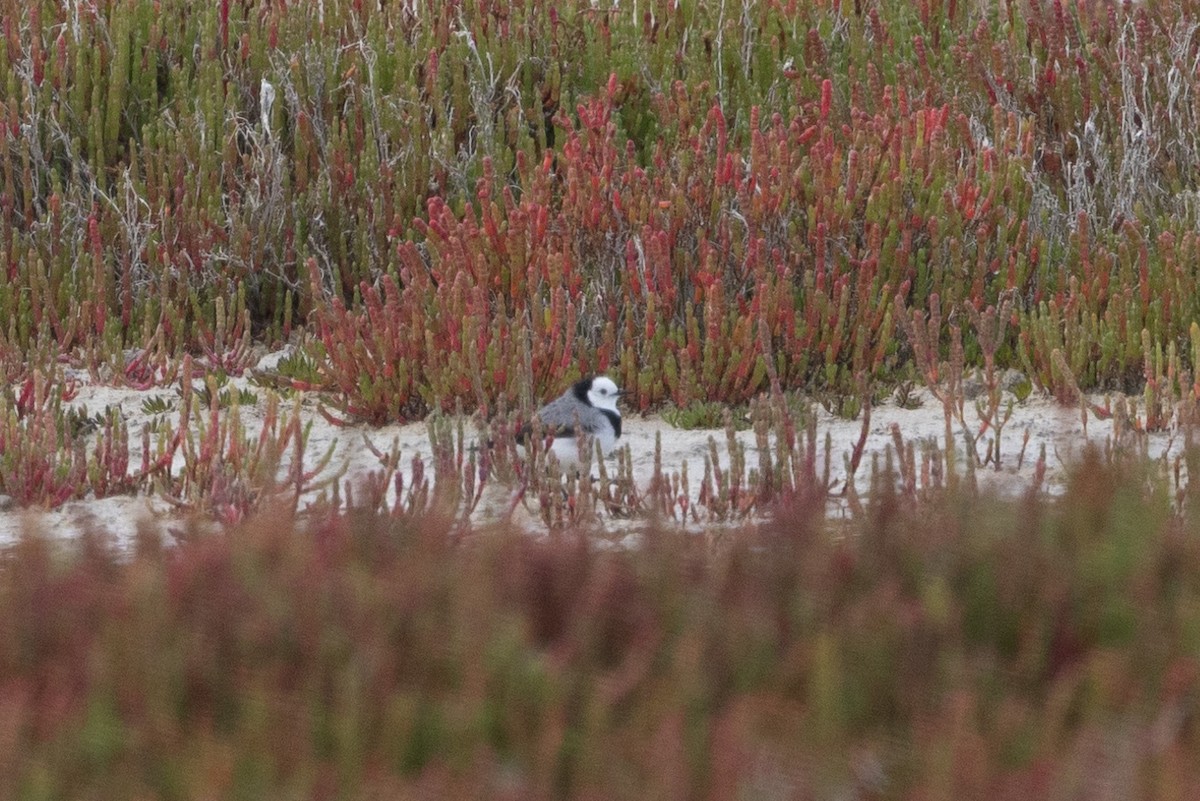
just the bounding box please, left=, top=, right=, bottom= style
left=586, top=376, right=624, bottom=414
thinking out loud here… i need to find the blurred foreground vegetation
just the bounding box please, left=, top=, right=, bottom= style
left=1, top=449, right=1199, bottom=799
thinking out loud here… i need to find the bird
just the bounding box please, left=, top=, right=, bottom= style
left=517, top=376, right=626, bottom=469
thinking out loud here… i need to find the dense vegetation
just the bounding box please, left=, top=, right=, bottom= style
left=0, top=452, right=1195, bottom=798
left=5, top=0, right=1200, bottom=419
left=4, top=1, right=1200, bottom=797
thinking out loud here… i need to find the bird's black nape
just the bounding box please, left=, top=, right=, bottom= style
left=571, top=377, right=594, bottom=405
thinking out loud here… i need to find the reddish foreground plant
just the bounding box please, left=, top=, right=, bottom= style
left=0, top=449, right=1197, bottom=798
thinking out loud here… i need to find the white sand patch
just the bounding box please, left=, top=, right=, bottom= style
left=0, top=349, right=1186, bottom=547
left=0, top=495, right=174, bottom=547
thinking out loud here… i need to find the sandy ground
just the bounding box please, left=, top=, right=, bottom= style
left=0, top=348, right=1182, bottom=547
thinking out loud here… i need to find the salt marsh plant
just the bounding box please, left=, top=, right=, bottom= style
left=0, top=372, right=147, bottom=507
left=7, top=0, right=1200, bottom=421
left=152, top=359, right=336, bottom=524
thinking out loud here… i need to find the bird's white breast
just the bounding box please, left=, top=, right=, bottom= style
left=546, top=427, right=618, bottom=468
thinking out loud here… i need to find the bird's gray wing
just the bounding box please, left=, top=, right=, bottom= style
left=539, top=396, right=609, bottom=432
left=516, top=394, right=597, bottom=444
left=532, top=394, right=575, bottom=424
left=515, top=419, right=578, bottom=445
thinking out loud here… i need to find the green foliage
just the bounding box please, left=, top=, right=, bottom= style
left=662, top=400, right=749, bottom=431
left=190, top=383, right=258, bottom=411
left=272, top=349, right=323, bottom=385
left=140, top=395, right=174, bottom=416
left=64, top=405, right=105, bottom=438
left=1011, top=375, right=1033, bottom=403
